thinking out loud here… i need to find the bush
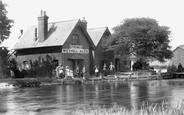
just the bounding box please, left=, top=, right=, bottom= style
left=167, top=65, right=177, bottom=73
left=9, top=55, right=57, bottom=78
left=28, top=55, right=57, bottom=78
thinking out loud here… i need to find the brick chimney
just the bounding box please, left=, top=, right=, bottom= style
left=81, top=17, right=87, bottom=30
left=37, top=10, right=49, bottom=42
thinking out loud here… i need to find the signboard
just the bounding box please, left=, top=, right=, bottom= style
left=62, top=49, right=89, bottom=54
left=62, top=49, right=89, bottom=53
left=62, top=45, right=89, bottom=54
left=69, top=45, right=83, bottom=49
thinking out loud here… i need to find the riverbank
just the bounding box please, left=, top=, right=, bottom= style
left=71, top=101, right=184, bottom=115
left=0, top=73, right=160, bottom=88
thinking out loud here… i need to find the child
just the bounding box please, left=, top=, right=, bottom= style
left=95, top=65, right=99, bottom=77
left=109, top=62, right=115, bottom=77
left=82, top=66, right=86, bottom=79
left=55, top=63, right=64, bottom=78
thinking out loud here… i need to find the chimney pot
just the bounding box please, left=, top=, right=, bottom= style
left=40, top=10, right=43, bottom=15
left=81, top=17, right=87, bottom=30
left=43, top=11, right=46, bottom=16
left=83, top=17, right=85, bottom=21
left=20, top=29, right=23, bottom=35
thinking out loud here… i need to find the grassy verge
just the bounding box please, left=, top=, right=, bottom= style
left=71, top=101, right=184, bottom=115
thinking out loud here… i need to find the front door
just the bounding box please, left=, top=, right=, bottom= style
left=72, top=60, right=83, bottom=71
left=115, top=58, right=120, bottom=72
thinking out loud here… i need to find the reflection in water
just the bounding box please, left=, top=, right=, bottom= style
left=130, top=81, right=139, bottom=109
left=0, top=80, right=184, bottom=114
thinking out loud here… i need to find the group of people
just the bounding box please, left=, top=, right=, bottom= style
left=55, top=62, right=115, bottom=79
left=95, top=62, right=115, bottom=78
left=55, top=64, right=86, bottom=79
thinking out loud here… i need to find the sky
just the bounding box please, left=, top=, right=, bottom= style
left=2, top=0, right=184, bottom=50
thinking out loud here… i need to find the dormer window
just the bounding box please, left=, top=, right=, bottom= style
left=72, top=34, right=79, bottom=44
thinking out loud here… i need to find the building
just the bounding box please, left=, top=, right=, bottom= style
left=87, top=27, right=132, bottom=72
left=14, top=11, right=95, bottom=75
left=13, top=10, right=132, bottom=76
left=87, top=27, right=114, bottom=71
left=170, top=45, right=184, bottom=67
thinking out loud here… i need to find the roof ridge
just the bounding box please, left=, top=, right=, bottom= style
left=87, top=26, right=107, bottom=30
left=27, top=19, right=80, bottom=27
left=48, top=19, right=79, bottom=24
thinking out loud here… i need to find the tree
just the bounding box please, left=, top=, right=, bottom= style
left=0, top=1, right=13, bottom=77
left=0, top=1, right=13, bottom=44
left=105, top=17, right=173, bottom=62
left=0, top=46, right=9, bottom=77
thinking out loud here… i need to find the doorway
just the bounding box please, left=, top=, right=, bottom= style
left=115, top=58, right=120, bottom=72
left=72, top=59, right=83, bottom=71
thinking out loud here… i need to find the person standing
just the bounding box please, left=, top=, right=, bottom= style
left=109, top=62, right=115, bottom=77
left=102, top=63, right=107, bottom=77
left=82, top=66, right=86, bottom=79
left=75, top=66, right=79, bottom=78
left=70, top=68, right=74, bottom=78
left=95, top=65, right=99, bottom=77
left=55, top=64, right=64, bottom=78
left=65, top=66, right=70, bottom=79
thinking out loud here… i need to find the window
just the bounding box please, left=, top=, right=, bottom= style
left=72, top=34, right=79, bottom=44
left=124, top=57, right=127, bottom=65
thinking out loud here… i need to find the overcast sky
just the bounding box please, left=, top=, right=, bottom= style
left=2, top=0, right=184, bottom=50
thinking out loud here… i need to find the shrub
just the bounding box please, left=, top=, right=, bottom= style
left=167, top=65, right=177, bottom=73
left=9, top=55, right=57, bottom=78
left=29, top=55, right=57, bottom=78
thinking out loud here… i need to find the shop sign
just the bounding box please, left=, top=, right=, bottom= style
left=62, top=45, right=89, bottom=53
left=62, top=48, right=89, bottom=54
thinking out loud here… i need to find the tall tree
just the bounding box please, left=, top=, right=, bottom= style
left=0, top=0, right=13, bottom=44
left=0, top=46, right=9, bottom=77
left=105, top=17, right=173, bottom=62
left=0, top=1, right=13, bottom=77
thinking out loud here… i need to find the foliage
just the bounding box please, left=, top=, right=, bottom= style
left=105, top=17, right=173, bottom=62
left=30, top=55, right=57, bottom=78
left=0, top=1, right=14, bottom=44
left=167, top=65, right=177, bottom=73
left=8, top=55, right=57, bottom=78
left=0, top=47, right=9, bottom=77
left=0, top=1, right=13, bottom=78
left=72, top=101, right=184, bottom=115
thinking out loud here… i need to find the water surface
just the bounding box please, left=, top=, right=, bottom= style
left=0, top=79, right=184, bottom=115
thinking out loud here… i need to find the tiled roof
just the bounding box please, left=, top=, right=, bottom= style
left=173, top=45, right=184, bottom=52
left=87, top=27, right=108, bottom=46
left=179, top=45, right=184, bottom=50
left=13, top=19, right=79, bottom=49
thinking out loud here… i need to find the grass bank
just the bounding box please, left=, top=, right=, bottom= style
left=71, top=101, right=184, bottom=115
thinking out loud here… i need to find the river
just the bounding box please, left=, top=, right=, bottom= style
left=0, top=79, right=184, bottom=115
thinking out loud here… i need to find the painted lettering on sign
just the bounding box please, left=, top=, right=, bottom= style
left=62, top=49, right=89, bottom=54
left=69, top=45, right=83, bottom=49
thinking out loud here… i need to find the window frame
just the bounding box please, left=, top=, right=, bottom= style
left=72, top=34, right=79, bottom=45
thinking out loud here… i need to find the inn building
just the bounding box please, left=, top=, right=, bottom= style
left=14, top=11, right=95, bottom=75
left=13, top=10, right=131, bottom=75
